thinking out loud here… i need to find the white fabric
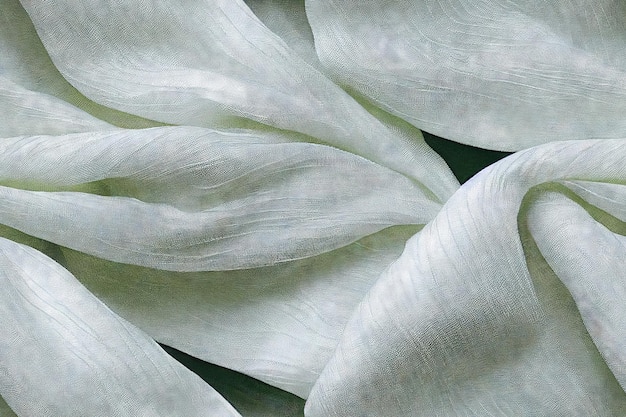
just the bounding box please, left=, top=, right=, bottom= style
left=306, top=140, right=626, bottom=416
left=243, top=0, right=320, bottom=68
left=0, top=127, right=438, bottom=271
left=0, top=77, right=114, bottom=137
left=0, top=238, right=241, bottom=417
left=17, top=0, right=458, bottom=198
left=61, top=226, right=417, bottom=398
left=2, top=1, right=626, bottom=415
left=305, top=0, right=626, bottom=150
left=0, top=0, right=159, bottom=130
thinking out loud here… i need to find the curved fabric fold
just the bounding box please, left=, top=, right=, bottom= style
left=0, top=0, right=160, bottom=130
left=0, top=77, right=115, bottom=137
left=243, top=0, right=320, bottom=69
left=16, top=0, right=458, bottom=199
left=528, top=184, right=626, bottom=388
left=305, top=0, right=626, bottom=150
left=0, top=127, right=437, bottom=271
left=306, top=140, right=626, bottom=416
left=61, top=226, right=418, bottom=398
left=0, top=237, right=241, bottom=417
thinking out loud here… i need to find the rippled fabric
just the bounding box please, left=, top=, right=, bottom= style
left=0, top=0, right=159, bottom=131
left=17, top=0, right=458, bottom=197
left=61, top=226, right=417, bottom=398
left=306, top=0, right=626, bottom=150
left=243, top=0, right=320, bottom=69
left=0, top=238, right=241, bottom=417
left=0, top=127, right=437, bottom=270
left=528, top=181, right=626, bottom=389
left=2, top=0, right=626, bottom=415
left=0, top=1, right=460, bottom=413
left=0, top=77, right=114, bottom=137
left=306, top=140, right=626, bottom=416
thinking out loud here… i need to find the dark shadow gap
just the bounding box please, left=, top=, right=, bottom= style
left=161, top=344, right=305, bottom=416
left=423, top=131, right=512, bottom=184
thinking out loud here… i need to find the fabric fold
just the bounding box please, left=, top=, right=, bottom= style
left=61, top=225, right=418, bottom=398
left=0, top=127, right=438, bottom=271
left=0, top=0, right=160, bottom=130
left=306, top=140, right=626, bottom=416
left=305, top=0, right=626, bottom=150
left=0, top=237, right=241, bottom=417
left=17, top=0, right=458, bottom=199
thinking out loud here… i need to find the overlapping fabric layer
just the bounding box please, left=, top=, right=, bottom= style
left=0, top=238, right=241, bottom=416
left=0, top=127, right=438, bottom=271
left=16, top=0, right=458, bottom=200
left=306, top=0, right=626, bottom=150
left=1, top=0, right=625, bottom=415
left=61, top=225, right=418, bottom=398
left=0, top=0, right=159, bottom=133
left=306, top=140, right=626, bottom=416
left=0, top=124, right=425, bottom=398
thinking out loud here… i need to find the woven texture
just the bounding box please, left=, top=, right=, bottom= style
left=1, top=0, right=625, bottom=415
